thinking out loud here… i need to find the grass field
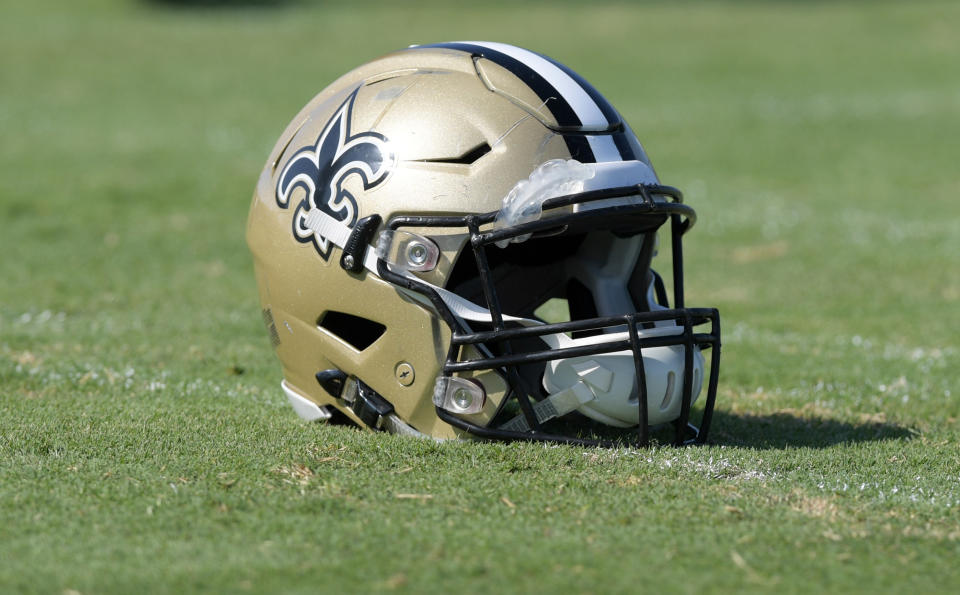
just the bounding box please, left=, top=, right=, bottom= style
left=2, top=0, right=958, bottom=592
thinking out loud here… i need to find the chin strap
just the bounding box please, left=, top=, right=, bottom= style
left=498, top=357, right=625, bottom=431
left=500, top=381, right=594, bottom=432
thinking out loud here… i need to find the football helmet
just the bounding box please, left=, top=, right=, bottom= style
left=247, top=42, right=721, bottom=446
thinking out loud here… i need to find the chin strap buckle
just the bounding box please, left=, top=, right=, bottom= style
left=350, top=381, right=395, bottom=429
left=340, top=214, right=382, bottom=273
left=318, top=369, right=395, bottom=430
left=316, top=369, right=347, bottom=398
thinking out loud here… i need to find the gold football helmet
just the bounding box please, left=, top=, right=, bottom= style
left=247, top=42, right=721, bottom=446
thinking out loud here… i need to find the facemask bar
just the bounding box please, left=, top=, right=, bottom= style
left=376, top=183, right=721, bottom=447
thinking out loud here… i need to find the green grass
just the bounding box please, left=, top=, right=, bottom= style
left=2, top=0, right=959, bottom=593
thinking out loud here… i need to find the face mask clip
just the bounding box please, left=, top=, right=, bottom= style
left=377, top=230, right=440, bottom=272
left=433, top=376, right=486, bottom=414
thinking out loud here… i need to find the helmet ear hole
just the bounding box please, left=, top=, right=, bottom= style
left=317, top=311, right=386, bottom=351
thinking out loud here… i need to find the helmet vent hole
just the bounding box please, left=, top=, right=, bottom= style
left=317, top=311, right=386, bottom=351
left=660, top=371, right=676, bottom=411
left=417, top=142, right=491, bottom=165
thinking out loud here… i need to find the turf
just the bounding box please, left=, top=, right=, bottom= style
left=1, top=0, right=958, bottom=593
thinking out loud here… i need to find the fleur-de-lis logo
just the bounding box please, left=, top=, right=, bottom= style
left=276, top=88, right=394, bottom=259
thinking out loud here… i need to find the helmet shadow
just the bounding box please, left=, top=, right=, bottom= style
left=705, top=410, right=916, bottom=449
